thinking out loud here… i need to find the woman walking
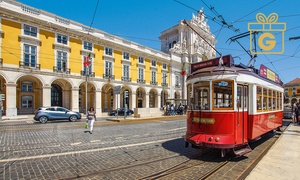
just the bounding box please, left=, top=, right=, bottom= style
left=85, top=107, right=96, bottom=134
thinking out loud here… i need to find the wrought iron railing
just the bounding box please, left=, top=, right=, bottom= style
left=53, top=66, right=70, bottom=74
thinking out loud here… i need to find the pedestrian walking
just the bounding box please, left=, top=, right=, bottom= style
left=85, top=107, right=96, bottom=134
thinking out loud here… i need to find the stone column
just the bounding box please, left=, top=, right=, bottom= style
left=131, top=91, right=136, bottom=109
left=42, top=85, right=51, bottom=107
left=145, top=92, right=149, bottom=108
left=71, top=87, right=79, bottom=112
left=95, top=89, right=102, bottom=115
left=5, top=83, right=17, bottom=116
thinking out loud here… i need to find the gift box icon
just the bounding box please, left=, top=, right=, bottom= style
left=248, top=13, right=286, bottom=54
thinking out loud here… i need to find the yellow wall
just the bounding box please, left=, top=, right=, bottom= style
left=69, top=37, right=82, bottom=74
left=131, top=55, right=137, bottom=81
left=94, top=45, right=103, bottom=76
left=2, top=19, right=21, bottom=66
left=39, top=29, right=55, bottom=70
left=114, top=50, right=122, bottom=79
left=145, top=58, right=150, bottom=82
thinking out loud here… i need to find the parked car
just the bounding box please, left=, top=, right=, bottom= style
left=34, top=106, right=82, bottom=123
left=108, top=108, right=134, bottom=116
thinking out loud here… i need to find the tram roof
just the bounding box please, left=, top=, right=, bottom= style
left=189, top=54, right=283, bottom=86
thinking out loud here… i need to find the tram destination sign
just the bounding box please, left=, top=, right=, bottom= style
left=191, top=54, right=234, bottom=74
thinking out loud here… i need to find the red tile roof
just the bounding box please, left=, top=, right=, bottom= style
left=285, top=78, right=300, bottom=86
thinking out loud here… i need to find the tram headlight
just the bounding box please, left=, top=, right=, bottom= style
left=208, top=137, right=213, bottom=141
left=215, top=137, right=220, bottom=142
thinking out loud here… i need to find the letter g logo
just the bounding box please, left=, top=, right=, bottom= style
left=258, top=33, right=276, bottom=51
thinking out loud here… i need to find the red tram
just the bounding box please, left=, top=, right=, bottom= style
left=184, top=54, right=283, bottom=157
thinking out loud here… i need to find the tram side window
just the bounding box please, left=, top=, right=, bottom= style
left=263, top=88, right=267, bottom=110
left=268, top=89, right=272, bottom=110
left=273, top=91, right=276, bottom=110
left=257, top=86, right=262, bottom=111
left=213, top=80, right=233, bottom=109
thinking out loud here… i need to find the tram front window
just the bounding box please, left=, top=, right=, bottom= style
left=195, top=88, right=209, bottom=110
left=213, top=80, right=233, bottom=109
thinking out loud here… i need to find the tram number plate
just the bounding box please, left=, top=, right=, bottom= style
left=217, top=81, right=228, bottom=86
left=192, top=118, right=215, bottom=124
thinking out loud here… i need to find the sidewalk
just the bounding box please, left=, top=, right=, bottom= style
left=246, top=123, right=300, bottom=180
left=0, top=113, right=186, bottom=125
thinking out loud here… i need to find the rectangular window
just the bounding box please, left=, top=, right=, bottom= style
left=195, top=87, right=209, bottom=110
left=163, top=73, right=167, bottom=84
left=138, top=56, right=144, bottom=64
left=57, top=34, right=68, bottom=45
left=151, top=60, right=156, bottom=67
left=57, top=51, right=67, bottom=72
left=151, top=71, right=156, bottom=83
left=123, top=52, right=129, bottom=60
left=263, top=88, right=267, bottom=111
left=21, top=82, right=33, bottom=92
left=105, top=61, right=112, bottom=76
left=175, top=75, right=179, bottom=86
left=213, top=80, right=233, bottom=109
left=138, top=68, right=144, bottom=80
left=105, top=47, right=113, bottom=56
left=163, top=63, right=167, bottom=69
left=24, top=24, right=37, bottom=37
left=24, top=44, right=37, bottom=68
left=123, top=65, right=129, bottom=78
left=83, top=41, right=92, bottom=51
left=257, top=86, right=262, bottom=111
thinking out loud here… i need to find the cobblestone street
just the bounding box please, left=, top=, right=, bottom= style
left=0, top=118, right=203, bottom=179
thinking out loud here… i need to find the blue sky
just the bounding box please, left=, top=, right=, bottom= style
left=17, top=0, right=300, bottom=84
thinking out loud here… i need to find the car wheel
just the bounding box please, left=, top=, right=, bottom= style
left=39, top=116, right=48, bottom=123
left=69, top=115, right=77, bottom=122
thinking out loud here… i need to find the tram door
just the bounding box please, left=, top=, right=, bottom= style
left=237, top=85, right=248, bottom=143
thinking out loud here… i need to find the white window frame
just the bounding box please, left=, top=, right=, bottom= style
left=83, top=41, right=93, bottom=51
left=162, top=63, right=167, bottom=69
left=23, top=44, right=37, bottom=68
left=105, top=61, right=113, bottom=76
left=57, top=34, right=68, bottom=45
left=151, top=71, right=156, bottom=83
left=151, top=60, right=156, bottom=67
left=105, top=47, right=113, bottom=56
left=123, top=52, right=130, bottom=60
left=23, top=24, right=37, bottom=37
left=123, top=65, right=129, bottom=78
left=56, top=50, right=68, bottom=72
left=138, top=56, right=144, bottom=64
left=138, top=68, right=144, bottom=80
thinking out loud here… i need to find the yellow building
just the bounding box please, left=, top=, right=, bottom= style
left=0, top=1, right=216, bottom=118
left=284, top=78, right=300, bottom=106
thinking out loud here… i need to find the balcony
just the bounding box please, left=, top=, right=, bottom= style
left=103, top=74, right=115, bottom=80
left=53, top=66, right=70, bottom=74
left=19, top=61, right=40, bottom=70
left=150, top=81, right=158, bottom=85
left=80, top=70, right=95, bottom=77
left=137, top=79, right=145, bottom=84
left=122, top=76, right=131, bottom=82
left=161, top=82, right=168, bottom=87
